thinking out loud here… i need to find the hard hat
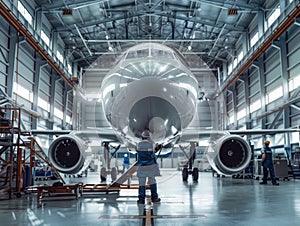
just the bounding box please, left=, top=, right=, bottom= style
left=264, top=140, right=270, bottom=145
left=124, top=154, right=128, bottom=157
left=141, top=130, right=150, bottom=138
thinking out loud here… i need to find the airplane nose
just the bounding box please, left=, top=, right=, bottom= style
left=148, top=117, right=167, bottom=140
left=128, top=96, right=181, bottom=141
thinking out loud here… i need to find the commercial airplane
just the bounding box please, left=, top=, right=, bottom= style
left=41, top=43, right=299, bottom=182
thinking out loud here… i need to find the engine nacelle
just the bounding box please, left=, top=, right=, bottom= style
left=207, top=135, right=252, bottom=175
left=48, top=135, right=91, bottom=174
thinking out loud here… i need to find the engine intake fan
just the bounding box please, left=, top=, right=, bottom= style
left=48, top=135, right=87, bottom=174
left=208, top=135, right=252, bottom=175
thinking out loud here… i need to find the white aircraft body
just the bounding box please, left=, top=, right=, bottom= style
left=44, top=43, right=299, bottom=180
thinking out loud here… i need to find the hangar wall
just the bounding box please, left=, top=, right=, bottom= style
left=0, top=1, right=74, bottom=149
left=225, top=8, right=300, bottom=153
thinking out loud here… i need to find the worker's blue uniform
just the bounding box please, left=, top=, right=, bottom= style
left=136, top=140, right=160, bottom=202
left=123, top=155, right=130, bottom=170
left=262, top=146, right=277, bottom=184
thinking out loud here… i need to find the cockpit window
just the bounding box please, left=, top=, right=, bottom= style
left=125, top=48, right=174, bottom=60
left=150, top=49, right=174, bottom=59
left=126, top=49, right=149, bottom=59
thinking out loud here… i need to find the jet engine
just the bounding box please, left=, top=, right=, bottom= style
left=207, top=135, right=252, bottom=175
left=48, top=135, right=91, bottom=174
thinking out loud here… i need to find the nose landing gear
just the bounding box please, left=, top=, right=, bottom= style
left=182, top=167, right=199, bottom=182
left=180, top=143, right=199, bottom=182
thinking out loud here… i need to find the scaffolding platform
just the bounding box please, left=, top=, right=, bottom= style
left=25, top=181, right=140, bottom=206
left=82, top=183, right=140, bottom=195
left=26, top=183, right=84, bottom=205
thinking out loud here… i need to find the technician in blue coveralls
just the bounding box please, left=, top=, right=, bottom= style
left=136, top=130, right=162, bottom=204
left=123, top=153, right=130, bottom=171
left=260, top=140, right=279, bottom=186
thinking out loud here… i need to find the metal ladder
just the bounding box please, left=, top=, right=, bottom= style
left=110, top=161, right=138, bottom=187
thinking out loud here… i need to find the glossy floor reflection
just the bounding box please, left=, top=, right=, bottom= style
left=1, top=170, right=300, bottom=226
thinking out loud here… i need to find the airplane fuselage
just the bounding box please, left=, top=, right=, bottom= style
left=101, top=43, right=199, bottom=146
left=48, top=43, right=253, bottom=176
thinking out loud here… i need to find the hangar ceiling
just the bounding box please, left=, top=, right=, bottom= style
left=34, top=0, right=276, bottom=70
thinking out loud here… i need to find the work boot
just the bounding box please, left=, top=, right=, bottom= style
left=137, top=199, right=145, bottom=204
left=150, top=184, right=160, bottom=202
left=259, top=181, right=267, bottom=185
left=272, top=182, right=279, bottom=186
left=152, top=198, right=161, bottom=204
left=137, top=186, right=146, bottom=204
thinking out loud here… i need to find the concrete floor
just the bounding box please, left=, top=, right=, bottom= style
left=1, top=169, right=300, bottom=226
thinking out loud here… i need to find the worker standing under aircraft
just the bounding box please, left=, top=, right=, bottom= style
left=123, top=153, right=130, bottom=171
left=136, top=130, right=161, bottom=204
left=260, top=140, right=279, bottom=186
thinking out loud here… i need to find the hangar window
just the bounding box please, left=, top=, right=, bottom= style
left=13, top=82, right=33, bottom=102
left=56, top=50, right=64, bottom=64
left=237, top=51, right=244, bottom=63
left=17, top=1, right=32, bottom=25
left=41, top=30, right=50, bottom=46
left=266, top=86, right=283, bottom=104
left=38, top=97, right=50, bottom=112
left=233, top=58, right=238, bottom=68
left=267, top=6, right=280, bottom=28
left=250, top=99, right=261, bottom=113
left=54, top=107, right=63, bottom=120
left=237, top=108, right=246, bottom=120
left=66, top=115, right=72, bottom=125
left=228, top=63, right=233, bottom=75
left=229, top=115, right=234, bottom=124
left=250, top=32, right=258, bottom=48
left=289, top=74, right=300, bottom=92
left=67, top=63, right=72, bottom=74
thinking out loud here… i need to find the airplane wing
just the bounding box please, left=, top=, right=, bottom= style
left=29, top=126, right=300, bottom=177
left=180, top=128, right=300, bottom=143
left=30, top=130, right=72, bottom=135
left=30, top=127, right=300, bottom=144
left=30, top=128, right=119, bottom=142
left=228, top=128, right=300, bottom=135
left=71, top=129, right=119, bottom=143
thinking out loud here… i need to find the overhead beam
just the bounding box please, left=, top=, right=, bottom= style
left=54, top=7, right=245, bottom=33
left=86, top=39, right=213, bottom=43
left=189, top=0, right=265, bottom=11
left=74, top=24, right=92, bottom=56
left=42, top=0, right=109, bottom=11
left=291, top=104, right=300, bottom=112
left=208, top=24, right=226, bottom=56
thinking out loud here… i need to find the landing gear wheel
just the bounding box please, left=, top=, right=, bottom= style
left=192, top=168, right=199, bottom=182
left=182, top=167, right=188, bottom=182
left=111, top=167, right=117, bottom=181
left=100, top=167, right=107, bottom=182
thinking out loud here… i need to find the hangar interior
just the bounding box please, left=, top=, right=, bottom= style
left=0, top=0, right=300, bottom=225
